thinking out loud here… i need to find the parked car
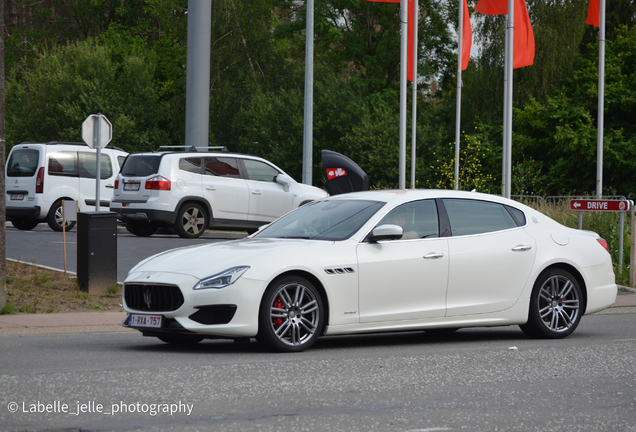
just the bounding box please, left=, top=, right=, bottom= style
left=121, top=189, right=617, bottom=352
left=110, top=146, right=328, bottom=238
left=5, top=142, right=128, bottom=231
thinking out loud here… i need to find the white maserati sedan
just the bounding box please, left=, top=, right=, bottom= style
left=122, top=190, right=617, bottom=352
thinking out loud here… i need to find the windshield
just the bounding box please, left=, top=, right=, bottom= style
left=254, top=199, right=385, bottom=241
left=120, top=154, right=162, bottom=177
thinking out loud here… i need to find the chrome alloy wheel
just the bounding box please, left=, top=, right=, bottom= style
left=537, top=274, right=580, bottom=333
left=182, top=207, right=205, bottom=234
left=268, top=282, right=320, bottom=347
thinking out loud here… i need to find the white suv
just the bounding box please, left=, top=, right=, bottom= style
left=110, top=147, right=328, bottom=238
left=5, top=142, right=128, bottom=231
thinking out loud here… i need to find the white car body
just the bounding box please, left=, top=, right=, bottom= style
left=122, top=190, right=617, bottom=351
left=110, top=150, right=328, bottom=237
left=5, top=142, right=128, bottom=231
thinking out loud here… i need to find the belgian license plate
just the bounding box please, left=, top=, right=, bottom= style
left=129, top=314, right=163, bottom=328
left=10, top=194, right=25, bottom=200
left=123, top=183, right=140, bottom=191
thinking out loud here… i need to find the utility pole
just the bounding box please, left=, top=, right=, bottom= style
left=1, top=0, right=7, bottom=310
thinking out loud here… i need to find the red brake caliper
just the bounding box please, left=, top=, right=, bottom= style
left=273, top=297, right=284, bottom=329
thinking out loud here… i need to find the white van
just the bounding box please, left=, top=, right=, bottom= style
left=5, top=142, right=128, bottom=231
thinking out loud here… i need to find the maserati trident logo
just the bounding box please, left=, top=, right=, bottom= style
left=143, top=288, right=152, bottom=309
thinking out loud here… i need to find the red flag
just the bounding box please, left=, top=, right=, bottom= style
left=366, top=0, right=416, bottom=81
left=474, top=0, right=535, bottom=68
left=586, top=0, right=600, bottom=27
left=461, top=0, right=473, bottom=70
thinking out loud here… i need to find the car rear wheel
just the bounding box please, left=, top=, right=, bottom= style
left=11, top=218, right=40, bottom=230
left=47, top=200, right=76, bottom=232
left=520, top=268, right=583, bottom=339
left=125, top=220, right=158, bottom=237
left=174, top=203, right=208, bottom=239
left=257, top=276, right=324, bottom=353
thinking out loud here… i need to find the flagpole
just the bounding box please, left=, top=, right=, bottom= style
left=595, top=0, right=605, bottom=197
left=399, top=0, right=408, bottom=190
left=410, top=0, right=418, bottom=189
left=454, top=0, right=464, bottom=191
left=502, top=0, right=514, bottom=199
left=302, top=0, right=314, bottom=185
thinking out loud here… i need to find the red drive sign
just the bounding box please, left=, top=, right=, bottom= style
left=569, top=199, right=631, bottom=212
left=326, top=167, right=347, bottom=180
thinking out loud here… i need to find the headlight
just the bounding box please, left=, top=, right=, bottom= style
left=193, top=266, right=250, bottom=290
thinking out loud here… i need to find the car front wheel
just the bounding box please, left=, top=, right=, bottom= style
left=520, top=268, right=583, bottom=339
left=257, top=276, right=324, bottom=353
left=174, top=203, right=208, bottom=238
left=47, top=200, right=76, bottom=232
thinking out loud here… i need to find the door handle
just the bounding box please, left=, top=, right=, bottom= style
left=206, top=186, right=216, bottom=191
left=423, top=253, right=445, bottom=259
left=105, top=184, right=114, bottom=189
left=252, top=191, right=262, bottom=195
left=512, top=245, right=532, bottom=252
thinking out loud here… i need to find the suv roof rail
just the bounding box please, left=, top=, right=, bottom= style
left=156, top=145, right=229, bottom=153
left=17, top=141, right=126, bottom=152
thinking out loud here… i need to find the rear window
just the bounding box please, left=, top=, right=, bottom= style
left=121, top=155, right=162, bottom=177
left=7, top=149, right=40, bottom=177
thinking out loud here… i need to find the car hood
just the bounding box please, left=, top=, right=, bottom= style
left=127, top=238, right=333, bottom=280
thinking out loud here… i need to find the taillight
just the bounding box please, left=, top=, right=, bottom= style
left=35, top=167, right=45, bottom=193
left=114, top=179, right=119, bottom=189
left=597, top=238, right=610, bottom=253
left=145, top=175, right=171, bottom=191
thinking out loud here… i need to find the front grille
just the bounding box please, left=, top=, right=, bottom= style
left=124, top=283, right=184, bottom=312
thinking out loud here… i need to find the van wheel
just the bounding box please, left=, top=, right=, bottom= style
left=11, top=218, right=40, bottom=230
left=174, top=203, right=208, bottom=238
left=125, top=220, right=158, bottom=237
left=47, top=200, right=76, bottom=232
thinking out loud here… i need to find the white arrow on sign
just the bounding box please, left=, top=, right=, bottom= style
left=573, top=202, right=581, bottom=209
left=82, top=114, right=112, bottom=149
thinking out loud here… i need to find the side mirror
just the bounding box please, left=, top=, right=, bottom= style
left=367, top=224, right=403, bottom=243
left=276, top=173, right=293, bottom=192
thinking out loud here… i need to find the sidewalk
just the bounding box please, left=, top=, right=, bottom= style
left=1, top=292, right=634, bottom=335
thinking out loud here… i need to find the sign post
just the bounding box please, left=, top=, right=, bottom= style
left=82, top=114, right=112, bottom=211
left=570, top=198, right=632, bottom=274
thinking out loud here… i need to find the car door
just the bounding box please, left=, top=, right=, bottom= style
left=78, top=152, right=114, bottom=209
left=202, top=156, right=249, bottom=222
left=242, top=158, right=293, bottom=223
left=441, top=198, right=537, bottom=317
left=357, top=200, right=449, bottom=322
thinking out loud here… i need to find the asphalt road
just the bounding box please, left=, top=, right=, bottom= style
left=1, top=311, right=636, bottom=432
left=6, top=224, right=240, bottom=281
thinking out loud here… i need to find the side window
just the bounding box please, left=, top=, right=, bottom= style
left=506, top=205, right=527, bottom=226
left=179, top=157, right=202, bottom=174
left=242, top=159, right=280, bottom=183
left=442, top=199, right=518, bottom=236
left=377, top=200, right=439, bottom=240
left=203, top=157, right=240, bottom=178
left=117, top=155, right=126, bottom=170
left=79, top=153, right=113, bottom=179
left=48, top=152, right=78, bottom=177
left=7, top=149, right=40, bottom=177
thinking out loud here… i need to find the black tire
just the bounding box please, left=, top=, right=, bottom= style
left=47, top=200, right=76, bottom=232
left=125, top=220, right=158, bottom=237
left=520, top=268, right=583, bottom=339
left=174, top=203, right=208, bottom=239
left=157, top=335, right=204, bottom=345
left=11, top=218, right=40, bottom=230
left=257, top=276, right=324, bottom=353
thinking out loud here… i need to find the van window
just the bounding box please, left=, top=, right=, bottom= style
left=203, top=157, right=240, bottom=178
left=7, top=149, right=40, bottom=177
left=79, top=153, right=113, bottom=179
left=48, top=152, right=78, bottom=176
left=243, top=159, right=280, bottom=182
